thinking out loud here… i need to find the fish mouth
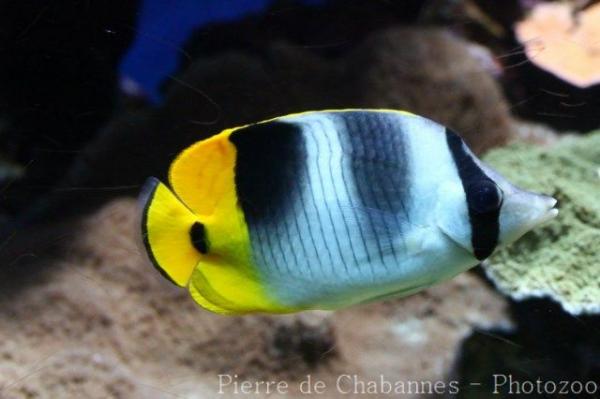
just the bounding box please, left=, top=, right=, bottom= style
left=500, top=191, right=558, bottom=245
left=521, top=194, right=559, bottom=234
left=535, top=195, right=559, bottom=226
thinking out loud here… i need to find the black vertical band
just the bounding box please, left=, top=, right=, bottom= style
left=229, top=120, right=305, bottom=224
left=445, top=129, right=499, bottom=260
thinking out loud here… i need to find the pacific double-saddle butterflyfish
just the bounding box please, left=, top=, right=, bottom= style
left=139, top=109, right=558, bottom=315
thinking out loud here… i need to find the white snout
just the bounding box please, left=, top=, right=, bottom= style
left=499, top=190, right=559, bottom=245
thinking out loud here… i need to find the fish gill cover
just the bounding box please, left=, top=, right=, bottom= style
left=483, top=131, right=600, bottom=315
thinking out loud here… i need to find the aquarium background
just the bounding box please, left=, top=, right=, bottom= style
left=1, top=1, right=599, bottom=398
left=121, top=0, right=325, bottom=103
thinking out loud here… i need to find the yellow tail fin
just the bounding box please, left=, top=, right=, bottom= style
left=139, top=177, right=204, bottom=287
left=140, top=178, right=246, bottom=314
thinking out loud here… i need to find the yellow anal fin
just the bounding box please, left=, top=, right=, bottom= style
left=188, top=257, right=297, bottom=315
left=189, top=281, right=234, bottom=315
left=140, top=177, right=202, bottom=287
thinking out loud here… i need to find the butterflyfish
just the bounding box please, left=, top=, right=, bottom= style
left=139, top=109, right=558, bottom=315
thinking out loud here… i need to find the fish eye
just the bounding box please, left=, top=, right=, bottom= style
left=467, top=180, right=503, bottom=214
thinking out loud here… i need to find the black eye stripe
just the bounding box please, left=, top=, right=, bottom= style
left=445, top=129, right=500, bottom=260
left=190, top=222, right=209, bottom=254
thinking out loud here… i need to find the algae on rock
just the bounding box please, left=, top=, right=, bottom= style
left=482, top=131, right=600, bottom=315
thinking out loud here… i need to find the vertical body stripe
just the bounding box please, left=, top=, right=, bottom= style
left=445, top=129, right=500, bottom=260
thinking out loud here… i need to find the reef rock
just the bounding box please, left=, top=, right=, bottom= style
left=483, top=131, right=600, bottom=315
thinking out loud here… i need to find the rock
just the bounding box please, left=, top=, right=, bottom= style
left=0, top=350, right=144, bottom=399
left=346, top=28, right=513, bottom=154
left=0, top=199, right=511, bottom=398
left=269, top=311, right=337, bottom=367
left=453, top=297, right=600, bottom=398
left=482, top=131, right=600, bottom=315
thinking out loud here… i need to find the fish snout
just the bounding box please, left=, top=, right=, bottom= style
left=526, top=193, right=559, bottom=227
left=498, top=190, right=559, bottom=245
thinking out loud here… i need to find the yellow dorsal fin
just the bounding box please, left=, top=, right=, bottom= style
left=168, top=110, right=416, bottom=216
left=168, top=129, right=238, bottom=216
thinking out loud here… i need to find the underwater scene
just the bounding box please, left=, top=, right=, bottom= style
left=0, top=1, right=599, bottom=398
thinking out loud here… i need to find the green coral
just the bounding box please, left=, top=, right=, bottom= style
left=482, top=131, right=600, bottom=315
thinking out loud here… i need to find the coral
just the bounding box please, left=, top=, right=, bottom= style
left=487, top=1, right=600, bottom=132
left=515, top=2, right=600, bottom=88
left=483, top=131, right=600, bottom=315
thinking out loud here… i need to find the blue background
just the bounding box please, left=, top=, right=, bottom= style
left=120, top=0, right=324, bottom=103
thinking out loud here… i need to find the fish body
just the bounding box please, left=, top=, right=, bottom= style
left=140, top=109, right=558, bottom=314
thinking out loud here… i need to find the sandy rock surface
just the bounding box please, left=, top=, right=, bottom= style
left=0, top=199, right=511, bottom=398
